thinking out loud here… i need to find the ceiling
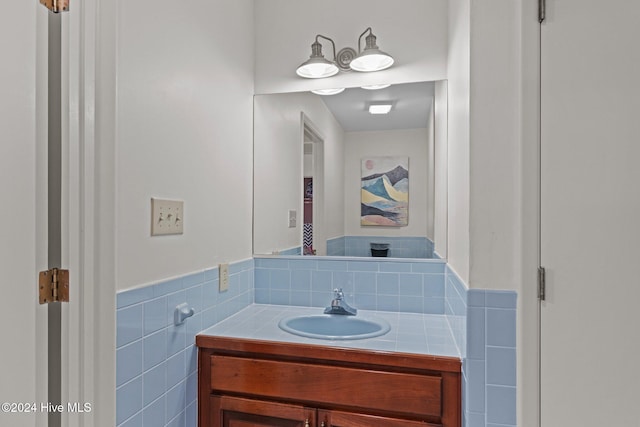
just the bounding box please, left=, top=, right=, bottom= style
left=318, top=81, right=435, bottom=133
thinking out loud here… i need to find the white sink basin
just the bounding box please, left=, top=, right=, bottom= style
left=278, top=314, right=391, bottom=340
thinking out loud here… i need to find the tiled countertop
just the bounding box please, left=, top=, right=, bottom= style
left=198, top=304, right=461, bottom=358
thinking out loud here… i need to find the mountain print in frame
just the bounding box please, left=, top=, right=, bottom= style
left=361, top=156, right=409, bottom=226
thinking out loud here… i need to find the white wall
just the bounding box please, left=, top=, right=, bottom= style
left=447, top=0, right=525, bottom=291
left=447, top=0, right=471, bottom=282
left=253, top=92, right=345, bottom=254
left=434, top=80, right=449, bottom=258
left=448, top=0, right=538, bottom=425
left=254, top=0, right=448, bottom=94
left=469, top=0, right=522, bottom=291
left=344, top=128, right=430, bottom=237
left=116, top=0, right=255, bottom=290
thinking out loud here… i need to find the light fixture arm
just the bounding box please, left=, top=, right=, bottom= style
left=314, top=34, right=337, bottom=63
left=356, top=27, right=374, bottom=53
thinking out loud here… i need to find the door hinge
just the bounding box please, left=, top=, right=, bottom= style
left=538, top=0, right=546, bottom=23
left=537, top=266, right=546, bottom=301
left=39, top=0, right=69, bottom=13
left=39, top=268, right=69, bottom=304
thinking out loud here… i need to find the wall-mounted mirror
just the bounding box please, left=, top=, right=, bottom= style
left=253, top=80, right=447, bottom=260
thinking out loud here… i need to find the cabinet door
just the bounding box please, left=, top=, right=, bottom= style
left=318, top=409, right=441, bottom=427
left=211, top=395, right=315, bottom=427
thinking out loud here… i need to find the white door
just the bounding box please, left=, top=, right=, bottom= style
left=540, top=1, right=640, bottom=425
left=1, top=2, right=116, bottom=426
left=0, top=1, right=47, bottom=426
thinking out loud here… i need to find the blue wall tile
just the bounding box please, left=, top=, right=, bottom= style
left=485, top=291, right=517, bottom=309
left=143, top=362, right=165, bottom=406
left=182, top=271, right=204, bottom=288
left=166, top=412, right=185, bottom=427
left=165, top=380, right=186, bottom=422
left=185, top=401, right=197, bottom=427
left=465, top=359, right=486, bottom=413
left=116, top=376, right=142, bottom=425
left=486, top=309, right=516, bottom=348
left=444, top=265, right=517, bottom=427
left=290, top=270, right=311, bottom=290
left=290, top=291, right=312, bottom=306
left=423, top=296, right=445, bottom=314
left=117, top=305, right=143, bottom=348
left=153, top=278, right=182, bottom=298
left=117, top=259, right=254, bottom=427
left=117, top=286, right=153, bottom=309
left=144, top=297, right=167, bottom=335
left=399, top=273, right=423, bottom=296
left=317, top=260, right=348, bottom=271
left=399, top=295, right=424, bottom=313
left=486, top=347, right=517, bottom=387
left=116, top=340, right=143, bottom=387
left=377, top=273, right=399, bottom=295
left=412, top=261, right=446, bottom=274
left=119, top=411, right=143, bottom=427
left=354, top=272, right=377, bottom=294
left=144, top=329, right=167, bottom=371
left=486, top=385, right=516, bottom=425
left=142, top=396, right=165, bottom=427
left=467, top=307, right=486, bottom=360
left=424, top=274, right=445, bottom=297
left=379, top=262, right=412, bottom=273
left=166, top=350, right=186, bottom=389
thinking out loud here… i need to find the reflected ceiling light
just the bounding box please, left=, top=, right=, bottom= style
left=296, top=27, right=393, bottom=78
left=296, top=35, right=340, bottom=78
left=368, top=103, right=393, bottom=115
left=311, top=88, right=346, bottom=95
left=361, top=83, right=391, bottom=90
left=349, top=28, right=395, bottom=72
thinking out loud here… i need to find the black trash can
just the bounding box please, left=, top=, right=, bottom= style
left=370, top=243, right=390, bottom=257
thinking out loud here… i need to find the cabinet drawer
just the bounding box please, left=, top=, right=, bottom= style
left=210, top=355, right=442, bottom=419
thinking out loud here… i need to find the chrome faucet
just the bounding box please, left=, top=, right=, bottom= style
left=324, top=288, right=357, bottom=316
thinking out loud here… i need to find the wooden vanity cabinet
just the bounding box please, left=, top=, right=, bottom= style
left=197, top=336, right=461, bottom=427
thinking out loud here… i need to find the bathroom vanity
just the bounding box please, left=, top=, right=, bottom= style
left=196, top=305, right=461, bottom=427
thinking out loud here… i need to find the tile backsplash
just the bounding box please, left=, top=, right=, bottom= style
left=254, top=256, right=446, bottom=314
left=115, top=259, right=253, bottom=427
left=116, top=256, right=516, bottom=427
left=327, top=235, right=435, bottom=258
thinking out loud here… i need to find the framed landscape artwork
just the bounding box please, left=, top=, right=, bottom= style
left=360, top=156, right=409, bottom=226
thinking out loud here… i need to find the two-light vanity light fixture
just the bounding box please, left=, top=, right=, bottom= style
left=296, top=27, right=394, bottom=78
left=296, top=27, right=394, bottom=97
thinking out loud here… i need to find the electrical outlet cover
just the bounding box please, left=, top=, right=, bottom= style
left=219, top=263, right=229, bottom=292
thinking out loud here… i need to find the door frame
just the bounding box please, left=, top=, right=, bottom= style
left=300, top=113, right=326, bottom=256
left=59, top=0, right=117, bottom=425
left=520, top=0, right=543, bottom=426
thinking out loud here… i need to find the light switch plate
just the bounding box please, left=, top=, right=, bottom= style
left=151, top=198, right=184, bottom=236
left=288, top=209, right=297, bottom=228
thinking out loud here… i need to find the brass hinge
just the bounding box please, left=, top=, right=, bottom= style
left=39, top=0, right=69, bottom=13
left=39, top=268, right=69, bottom=304
left=537, top=266, right=546, bottom=301
left=538, top=0, right=546, bottom=23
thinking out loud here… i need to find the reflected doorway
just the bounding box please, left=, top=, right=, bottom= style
left=302, top=116, right=325, bottom=255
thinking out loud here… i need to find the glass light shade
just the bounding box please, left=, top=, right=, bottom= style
left=350, top=51, right=394, bottom=72
left=311, top=88, right=345, bottom=95
left=296, top=58, right=339, bottom=78
left=361, top=83, right=391, bottom=90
